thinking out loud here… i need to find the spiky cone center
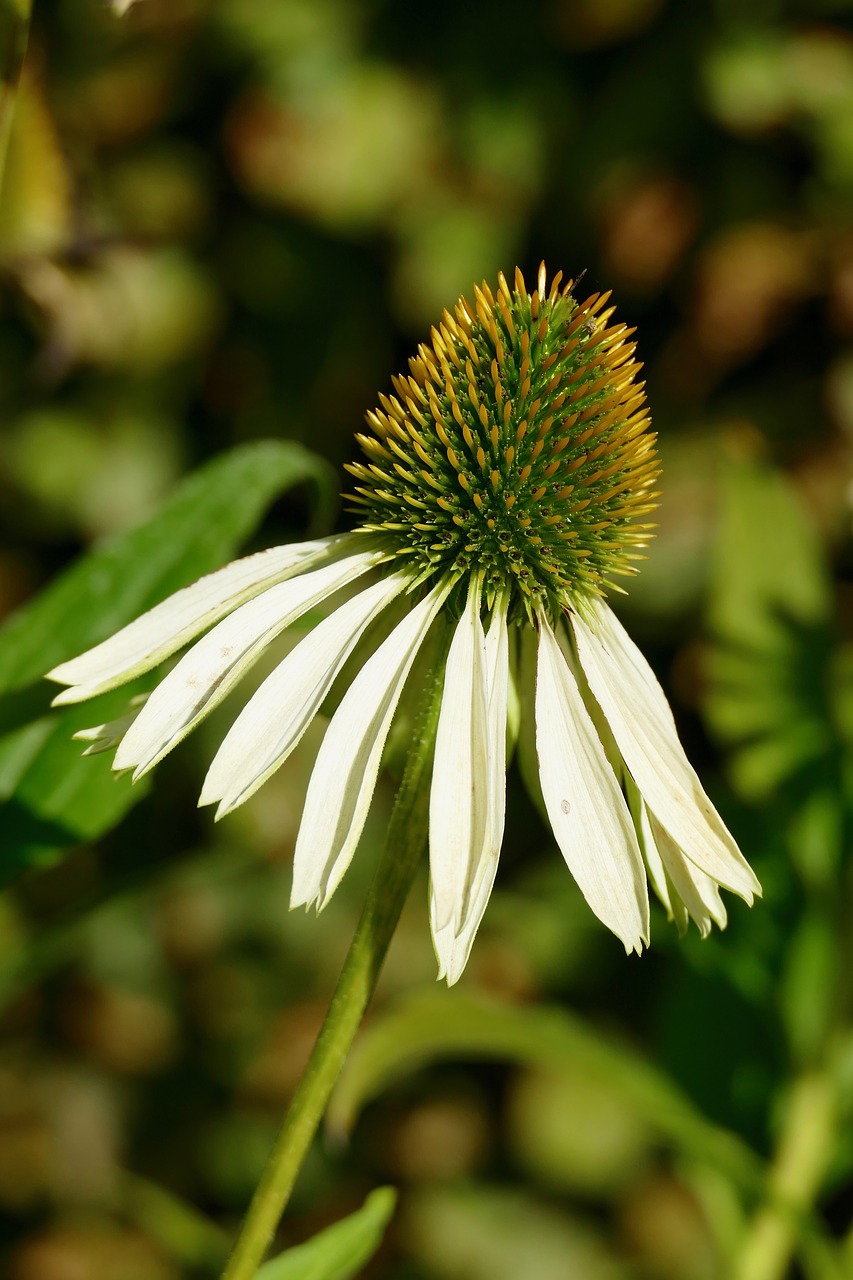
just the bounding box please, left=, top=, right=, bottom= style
left=346, top=266, right=660, bottom=622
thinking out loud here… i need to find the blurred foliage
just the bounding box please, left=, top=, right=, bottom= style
left=0, top=440, right=334, bottom=883
left=0, top=0, right=852, bottom=1278
left=255, top=1188, right=396, bottom=1280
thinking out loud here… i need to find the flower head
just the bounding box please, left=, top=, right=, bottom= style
left=347, top=264, right=656, bottom=619
left=48, top=265, right=760, bottom=983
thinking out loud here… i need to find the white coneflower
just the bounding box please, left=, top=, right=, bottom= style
left=48, top=265, right=759, bottom=983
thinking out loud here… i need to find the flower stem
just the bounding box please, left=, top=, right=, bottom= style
left=220, top=638, right=448, bottom=1280
left=734, top=1071, right=836, bottom=1280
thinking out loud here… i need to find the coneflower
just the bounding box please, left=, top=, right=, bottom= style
left=48, top=265, right=759, bottom=984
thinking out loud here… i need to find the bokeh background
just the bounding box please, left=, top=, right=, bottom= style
left=0, top=0, right=852, bottom=1277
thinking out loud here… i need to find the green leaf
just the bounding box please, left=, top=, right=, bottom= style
left=0, top=440, right=336, bottom=882
left=401, top=1182, right=623, bottom=1280
left=255, top=1187, right=396, bottom=1280
left=779, top=907, right=838, bottom=1066
left=705, top=460, right=838, bottom=802
left=329, top=990, right=763, bottom=1190
left=0, top=440, right=335, bottom=696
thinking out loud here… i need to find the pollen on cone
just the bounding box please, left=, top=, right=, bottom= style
left=345, top=264, right=659, bottom=618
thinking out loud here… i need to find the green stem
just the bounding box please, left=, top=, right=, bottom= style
left=221, top=642, right=448, bottom=1280
left=734, top=1072, right=836, bottom=1280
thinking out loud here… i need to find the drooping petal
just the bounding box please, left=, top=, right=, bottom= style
left=516, top=629, right=546, bottom=820
left=570, top=599, right=760, bottom=902
left=484, top=596, right=510, bottom=866
left=647, top=806, right=727, bottom=938
left=629, top=784, right=682, bottom=931
left=113, top=550, right=384, bottom=779
left=536, top=614, right=649, bottom=954
left=431, top=866, right=494, bottom=985
left=48, top=537, right=344, bottom=703
left=290, top=581, right=450, bottom=911
left=429, top=586, right=491, bottom=935
left=73, top=696, right=148, bottom=757
left=431, top=597, right=510, bottom=984
left=201, top=572, right=408, bottom=814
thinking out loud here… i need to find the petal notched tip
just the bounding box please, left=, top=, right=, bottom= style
left=291, top=582, right=450, bottom=916
left=43, top=538, right=343, bottom=705
left=569, top=599, right=761, bottom=920
left=535, top=614, right=650, bottom=955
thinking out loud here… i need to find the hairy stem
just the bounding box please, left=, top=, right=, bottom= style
left=220, top=640, right=447, bottom=1280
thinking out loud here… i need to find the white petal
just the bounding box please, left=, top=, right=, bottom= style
left=113, top=550, right=384, bottom=779
left=432, top=593, right=504, bottom=983
left=202, top=572, right=407, bottom=813
left=536, top=615, right=649, bottom=953
left=290, top=581, right=450, bottom=910
left=48, top=538, right=344, bottom=703
left=431, top=596, right=510, bottom=984
left=432, top=862, right=495, bottom=985
left=516, top=629, right=546, bottom=819
left=484, top=597, right=510, bottom=864
left=570, top=599, right=760, bottom=902
left=73, top=697, right=148, bottom=757
left=648, top=808, right=727, bottom=938
left=631, top=787, right=678, bottom=926
left=429, top=589, right=491, bottom=934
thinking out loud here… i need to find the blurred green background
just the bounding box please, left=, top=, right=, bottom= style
left=0, top=0, right=852, bottom=1276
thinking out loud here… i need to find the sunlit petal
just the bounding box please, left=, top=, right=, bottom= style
left=73, top=696, right=148, bottom=757
left=570, top=599, right=760, bottom=902
left=536, top=614, right=649, bottom=954
left=484, top=597, right=510, bottom=865
left=202, top=572, right=407, bottom=814
left=48, top=537, right=342, bottom=703
left=291, top=581, right=450, bottom=911
left=429, top=586, right=491, bottom=934
left=431, top=865, right=493, bottom=985
left=629, top=784, right=681, bottom=929
left=113, top=550, right=384, bottom=779
left=431, top=596, right=511, bottom=983
left=647, top=807, right=727, bottom=938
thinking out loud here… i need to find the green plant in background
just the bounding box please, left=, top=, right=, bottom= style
left=0, top=1, right=852, bottom=1279
left=42, top=266, right=761, bottom=1277
left=0, top=0, right=31, bottom=191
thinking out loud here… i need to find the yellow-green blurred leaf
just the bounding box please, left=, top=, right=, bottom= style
left=0, top=440, right=336, bottom=882
left=402, top=1183, right=626, bottom=1280
left=507, top=1061, right=652, bottom=1196
left=706, top=460, right=837, bottom=800
left=19, top=246, right=221, bottom=371
left=779, top=910, right=838, bottom=1066
left=0, top=64, right=70, bottom=258
left=255, top=1187, right=396, bottom=1280
left=329, top=990, right=764, bottom=1190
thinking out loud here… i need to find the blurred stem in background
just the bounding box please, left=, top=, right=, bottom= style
left=0, top=0, right=30, bottom=197
left=221, top=625, right=451, bottom=1280
left=735, top=1070, right=837, bottom=1280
